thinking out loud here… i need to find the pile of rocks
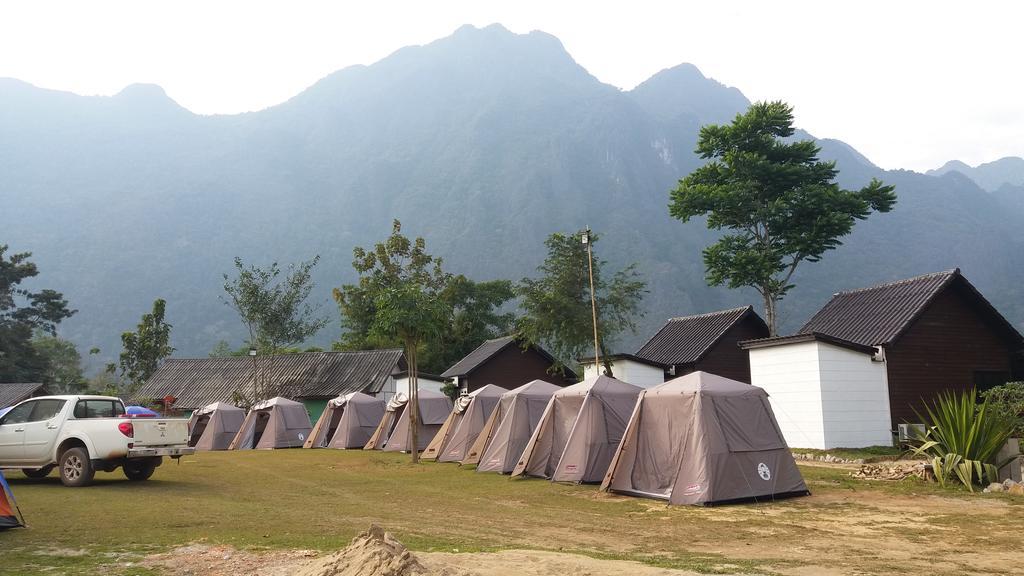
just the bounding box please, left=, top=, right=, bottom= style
left=793, top=452, right=866, bottom=464
left=984, top=479, right=1024, bottom=495
left=850, top=462, right=933, bottom=481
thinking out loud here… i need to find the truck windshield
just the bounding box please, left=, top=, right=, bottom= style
left=73, top=400, right=127, bottom=419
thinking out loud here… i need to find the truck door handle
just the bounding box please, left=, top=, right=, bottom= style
left=47, top=423, right=59, bottom=429
left=14, top=428, right=24, bottom=432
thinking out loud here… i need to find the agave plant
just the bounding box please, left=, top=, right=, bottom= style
left=909, top=388, right=1015, bottom=491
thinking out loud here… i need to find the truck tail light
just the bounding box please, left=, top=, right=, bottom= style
left=118, top=421, right=134, bottom=438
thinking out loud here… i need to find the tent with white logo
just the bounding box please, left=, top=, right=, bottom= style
left=470, top=379, right=561, bottom=473
left=423, top=384, right=507, bottom=462
left=305, top=392, right=385, bottom=449
left=511, top=375, right=642, bottom=483
left=600, top=371, right=809, bottom=506
left=188, top=402, right=245, bottom=451
left=229, top=397, right=312, bottom=450
left=382, top=388, right=453, bottom=453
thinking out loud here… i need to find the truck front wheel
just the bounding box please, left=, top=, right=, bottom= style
left=59, top=447, right=95, bottom=487
left=123, top=461, right=156, bottom=481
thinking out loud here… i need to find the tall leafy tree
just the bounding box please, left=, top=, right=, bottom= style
left=335, top=273, right=515, bottom=374
left=0, top=245, right=75, bottom=383
left=669, top=101, right=897, bottom=335
left=335, top=220, right=449, bottom=463
left=517, top=229, right=646, bottom=375
left=119, top=298, right=175, bottom=395
left=222, top=255, right=327, bottom=403
left=32, top=335, right=86, bottom=393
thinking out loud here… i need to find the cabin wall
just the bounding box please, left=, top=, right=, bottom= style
left=581, top=359, right=664, bottom=387
left=461, top=346, right=561, bottom=392
left=750, top=341, right=891, bottom=449
left=748, top=342, right=825, bottom=449
left=817, top=344, right=892, bottom=448
left=691, top=317, right=769, bottom=383
left=393, top=376, right=445, bottom=400
left=301, top=399, right=327, bottom=425
left=885, top=287, right=1014, bottom=427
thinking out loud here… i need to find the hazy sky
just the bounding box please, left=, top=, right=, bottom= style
left=1, top=1, right=1020, bottom=172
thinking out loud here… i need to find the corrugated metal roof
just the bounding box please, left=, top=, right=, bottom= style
left=441, top=336, right=517, bottom=378
left=0, top=383, right=47, bottom=408
left=135, top=350, right=405, bottom=410
left=635, top=306, right=763, bottom=366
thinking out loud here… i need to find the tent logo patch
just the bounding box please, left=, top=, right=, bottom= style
left=564, top=464, right=578, bottom=472
left=757, top=462, right=771, bottom=481
left=683, top=483, right=701, bottom=495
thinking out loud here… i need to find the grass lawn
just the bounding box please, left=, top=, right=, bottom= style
left=2, top=450, right=1022, bottom=575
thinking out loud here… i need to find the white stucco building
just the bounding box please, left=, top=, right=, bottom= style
left=578, top=354, right=667, bottom=388
left=741, top=333, right=892, bottom=450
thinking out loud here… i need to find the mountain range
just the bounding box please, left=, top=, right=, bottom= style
left=2, top=23, right=1023, bottom=370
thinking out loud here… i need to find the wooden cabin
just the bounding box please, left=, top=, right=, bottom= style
left=742, top=269, right=1024, bottom=448
left=440, top=336, right=575, bottom=393
left=633, top=306, right=770, bottom=384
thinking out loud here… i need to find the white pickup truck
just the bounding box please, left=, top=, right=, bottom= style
left=0, top=395, right=194, bottom=486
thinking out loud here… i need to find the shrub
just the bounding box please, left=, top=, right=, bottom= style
left=980, top=381, right=1024, bottom=437
left=910, top=388, right=1015, bottom=491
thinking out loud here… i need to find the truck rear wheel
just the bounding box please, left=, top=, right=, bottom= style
left=59, top=447, right=95, bottom=487
left=22, top=465, right=55, bottom=479
left=123, top=461, right=156, bottom=481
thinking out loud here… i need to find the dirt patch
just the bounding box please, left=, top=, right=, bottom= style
left=421, top=550, right=712, bottom=575
left=293, top=525, right=426, bottom=576
left=142, top=543, right=318, bottom=576
left=143, top=528, right=720, bottom=576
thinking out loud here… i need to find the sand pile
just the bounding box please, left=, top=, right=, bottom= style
left=293, top=525, right=427, bottom=576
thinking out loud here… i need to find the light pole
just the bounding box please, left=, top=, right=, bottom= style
left=582, top=227, right=601, bottom=372
left=248, top=347, right=258, bottom=404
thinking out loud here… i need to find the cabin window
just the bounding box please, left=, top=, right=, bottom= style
left=973, top=370, right=1010, bottom=393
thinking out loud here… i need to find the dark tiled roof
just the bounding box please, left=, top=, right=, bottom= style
left=798, top=269, right=1024, bottom=348
left=442, top=336, right=517, bottom=378
left=0, top=383, right=47, bottom=408
left=440, top=335, right=573, bottom=379
left=135, top=350, right=405, bottom=410
left=739, top=332, right=878, bottom=355
left=635, top=306, right=766, bottom=366
left=575, top=353, right=667, bottom=369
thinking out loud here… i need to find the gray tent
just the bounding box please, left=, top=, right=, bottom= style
left=601, top=371, right=809, bottom=506
left=364, top=393, right=408, bottom=450
left=382, top=389, right=453, bottom=453
left=188, top=402, right=245, bottom=451
left=471, top=379, right=561, bottom=473
left=229, top=397, right=313, bottom=450
left=425, top=384, right=506, bottom=462
left=305, top=392, right=385, bottom=449
left=512, top=375, right=641, bottom=483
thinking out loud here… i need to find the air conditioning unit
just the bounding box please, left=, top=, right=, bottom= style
left=898, top=423, right=925, bottom=445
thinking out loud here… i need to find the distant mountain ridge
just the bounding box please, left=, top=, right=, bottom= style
left=928, top=156, right=1024, bottom=191
left=2, top=24, right=1023, bottom=369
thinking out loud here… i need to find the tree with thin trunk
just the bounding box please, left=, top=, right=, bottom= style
left=222, top=256, right=327, bottom=404
left=118, top=298, right=175, bottom=396
left=336, top=220, right=448, bottom=463
left=669, top=101, right=897, bottom=335
left=517, top=229, right=646, bottom=376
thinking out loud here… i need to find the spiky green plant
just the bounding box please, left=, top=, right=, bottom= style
left=910, top=388, right=1015, bottom=491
